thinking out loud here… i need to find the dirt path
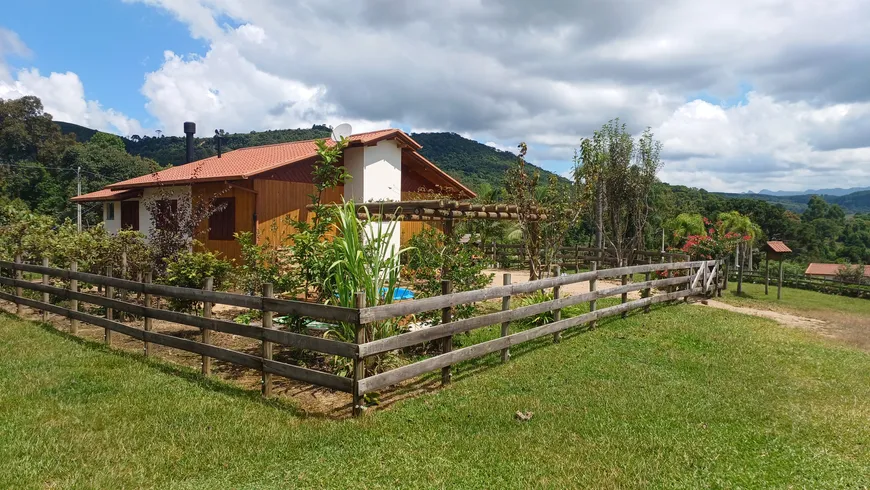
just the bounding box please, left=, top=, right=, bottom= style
left=695, top=299, right=870, bottom=352
left=698, top=299, right=829, bottom=330
left=482, top=269, right=640, bottom=298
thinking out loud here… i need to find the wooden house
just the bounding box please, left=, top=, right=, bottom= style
left=72, top=128, right=475, bottom=261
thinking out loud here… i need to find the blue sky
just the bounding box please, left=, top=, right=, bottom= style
left=2, top=0, right=202, bottom=128
left=2, top=1, right=870, bottom=193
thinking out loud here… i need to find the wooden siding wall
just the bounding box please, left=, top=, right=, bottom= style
left=255, top=180, right=344, bottom=248
left=192, top=181, right=255, bottom=262
left=399, top=191, right=443, bottom=245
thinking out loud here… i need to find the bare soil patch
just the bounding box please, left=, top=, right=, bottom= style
left=482, top=268, right=642, bottom=299
left=696, top=299, right=870, bottom=352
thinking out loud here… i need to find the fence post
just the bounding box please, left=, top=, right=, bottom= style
left=202, top=277, right=214, bottom=376
left=143, top=272, right=153, bottom=357
left=261, top=282, right=274, bottom=397
left=621, top=259, right=629, bottom=318
left=14, top=254, right=22, bottom=316
left=552, top=265, right=562, bottom=343
left=352, top=291, right=366, bottom=417
left=644, top=256, right=652, bottom=313
left=589, top=255, right=598, bottom=329
left=685, top=263, right=694, bottom=302
left=69, top=261, right=78, bottom=334
left=105, top=265, right=114, bottom=346
left=777, top=259, right=783, bottom=301
left=492, top=240, right=497, bottom=268
left=500, top=273, right=511, bottom=362
left=119, top=251, right=127, bottom=322
left=765, top=256, right=770, bottom=295
left=441, top=279, right=453, bottom=385
left=575, top=245, right=581, bottom=273
left=41, top=257, right=50, bottom=322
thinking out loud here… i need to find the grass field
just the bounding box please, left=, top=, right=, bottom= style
left=1, top=303, right=869, bottom=488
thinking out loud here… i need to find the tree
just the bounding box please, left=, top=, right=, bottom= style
left=576, top=119, right=663, bottom=266
left=718, top=211, right=762, bottom=293
left=505, top=143, right=584, bottom=280
left=0, top=96, right=76, bottom=216
left=664, top=213, right=706, bottom=248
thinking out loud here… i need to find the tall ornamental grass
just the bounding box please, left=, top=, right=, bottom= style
left=326, top=201, right=410, bottom=345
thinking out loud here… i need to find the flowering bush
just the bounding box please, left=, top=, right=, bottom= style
left=677, top=217, right=749, bottom=260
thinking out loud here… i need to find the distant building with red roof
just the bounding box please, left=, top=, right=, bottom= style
left=73, top=127, right=475, bottom=261
left=805, top=263, right=870, bottom=280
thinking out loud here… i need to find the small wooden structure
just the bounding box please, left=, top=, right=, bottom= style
left=763, top=241, right=792, bottom=299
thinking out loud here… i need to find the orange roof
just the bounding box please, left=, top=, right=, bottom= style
left=765, top=241, right=792, bottom=253
left=805, top=263, right=870, bottom=277
left=107, top=129, right=422, bottom=191
left=71, top=188, right=141, bottom=202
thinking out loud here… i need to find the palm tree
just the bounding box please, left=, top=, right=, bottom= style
left=664, top=213, right=706, bottom=248
left=718, top=211, right=762, bottom=294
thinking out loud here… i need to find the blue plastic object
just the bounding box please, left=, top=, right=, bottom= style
left=385, top=287, right=415, bottom=300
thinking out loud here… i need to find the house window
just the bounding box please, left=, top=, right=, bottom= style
left=209, top=197, right=235, bottom=240
left=153, top=199, right=179, bottom=232
left=120, top=201, right=139, bottom=231
left=106, top=202, right=115, bottom=221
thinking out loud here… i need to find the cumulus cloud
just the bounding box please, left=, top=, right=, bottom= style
left=0, top=28, right=146, bottom=137
left=657, top=94, right=870, bottom=191
left=124, top=0, right=870, bottom=191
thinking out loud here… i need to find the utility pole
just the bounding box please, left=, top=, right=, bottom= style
left=661, top=228, right=665, bottom=253
left=76, top=166, right=82, bottom=232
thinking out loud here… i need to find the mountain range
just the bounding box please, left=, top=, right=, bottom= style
left=754, top=186, right=870, bottom=197
left=55, top=121, right=870, bottom=214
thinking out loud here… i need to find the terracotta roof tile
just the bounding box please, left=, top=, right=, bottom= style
left=805, top=263, right=870, bottom=277
left=765, top=241, right=792, bottom=253
left=71, top=188, right=141, bottom=202
left=108, top=129, right=421, bottom=190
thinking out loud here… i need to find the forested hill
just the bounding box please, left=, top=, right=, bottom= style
left=55, top=121, right=870, bottom=213
left=716, top=190, right=870, bottom=214
left=55, top=122, right=559, bottom=193
left=411, top=132, right=562, bottom=190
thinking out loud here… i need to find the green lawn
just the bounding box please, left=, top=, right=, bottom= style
left=721, top=280, right=870, bottom=317
left=1, top=305, right=869, bottom=488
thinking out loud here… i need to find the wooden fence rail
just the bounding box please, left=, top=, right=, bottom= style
left=0, top=257, right=721, bottom=416
left=0, top=261, right=356, bottom=394
left=356, top=259, right=722, bottom=398
left=479, top=242, right=690, bottom=269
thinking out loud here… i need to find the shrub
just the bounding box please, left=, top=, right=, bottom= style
left=679, top=217, right=749, bottom=260
left=404, top=227, right=493, bottom=320
left=163, top=250, right=233, bottom=312
left=235, top=231, right=298, bottom=295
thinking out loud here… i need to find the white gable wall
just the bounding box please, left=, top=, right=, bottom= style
left=343, top=139, right=403, bottom=259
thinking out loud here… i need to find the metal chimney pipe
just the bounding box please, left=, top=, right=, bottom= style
left=183, top=122, right=196, bottom=163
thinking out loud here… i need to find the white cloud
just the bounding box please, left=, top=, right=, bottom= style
left=0, top=68, right=146, bottom=136
left=141, top=39, right=390, bottom=135
left=484, top=141, right=514, bottom=154
left=0, top=28, right=146, bottom=137
left=656, top=94, right=870, bottom=192
left=123, top=0, right=870, bottom=191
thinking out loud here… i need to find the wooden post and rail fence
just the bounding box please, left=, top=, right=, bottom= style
left=0, top=258, right=721, bottom=417
left=479, top=242, right=690, bottom=271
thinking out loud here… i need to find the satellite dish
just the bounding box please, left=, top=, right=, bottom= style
left=332, top=123, right=352, bottom=141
